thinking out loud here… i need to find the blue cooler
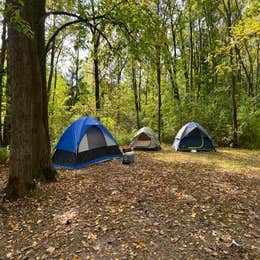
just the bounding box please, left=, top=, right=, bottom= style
left=122, top=148, right=135, bottom=164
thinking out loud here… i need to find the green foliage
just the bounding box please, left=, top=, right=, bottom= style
left=238, top=98, right=260, bottom=149
left=6, top=2, right=34, bottom=38
left=44, top=0, right=259, bottom=150
left=0, top=147, right=9, bottom=163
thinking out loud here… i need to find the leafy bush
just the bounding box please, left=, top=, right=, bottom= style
left=0, top=147, right=9, bottom=163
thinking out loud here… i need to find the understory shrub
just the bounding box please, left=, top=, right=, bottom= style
left=0, top=147, right=9, bottom=163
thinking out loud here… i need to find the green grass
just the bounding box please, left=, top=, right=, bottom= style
left=154, top=146, right=260, bottom=174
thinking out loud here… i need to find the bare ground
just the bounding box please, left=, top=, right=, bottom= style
left=0, top=148, right=259, bottom=259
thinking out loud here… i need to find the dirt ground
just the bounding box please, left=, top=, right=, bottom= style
left=0, top=148, right=259, bottom=259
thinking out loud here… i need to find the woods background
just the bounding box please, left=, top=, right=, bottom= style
left=0, top=0, right=259, bottom=155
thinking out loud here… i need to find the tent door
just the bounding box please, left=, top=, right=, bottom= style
left=87, top=126, right=107, bottom=149
left=188, top=134, right=204, bottom=149
left=136, top=133, right=151, bottom=147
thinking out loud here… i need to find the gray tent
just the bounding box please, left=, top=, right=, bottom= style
left=130, top=127, right=161, bottom=150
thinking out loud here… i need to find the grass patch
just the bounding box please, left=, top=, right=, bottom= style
left=155, top=146, right=260, bottom=174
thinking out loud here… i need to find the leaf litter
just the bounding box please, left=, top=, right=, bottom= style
left=0, top=150, right=259, bottom=259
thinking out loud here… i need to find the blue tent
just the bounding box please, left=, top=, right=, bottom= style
left=172, top=122, right=215, bottom=151
left=52, top=116, right=122, bottom=169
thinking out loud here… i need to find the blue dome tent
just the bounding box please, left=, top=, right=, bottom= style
left=172, top=122, right=215, bottom=152
left=52, top=116, right=122, bottom=169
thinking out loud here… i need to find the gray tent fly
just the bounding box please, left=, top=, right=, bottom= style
left=130, top=127, right=161, bottom=150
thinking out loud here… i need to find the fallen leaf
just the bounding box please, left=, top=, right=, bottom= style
left=46, top=246, right=55, bottom=254
left=133, top=242, right=147, bottom=249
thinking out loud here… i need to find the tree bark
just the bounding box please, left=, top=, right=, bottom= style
left=189, top=16, right=193, bottom=92
left=0, top=19, right=7, bottom=146
left=47, top=39, right=56, bottom=98
left=93, top=32, right=101, bottom=114
left=3, top=69, right=11, bottom=147
left=156, top=47, right=162, bottom=142
left=6, top=0, right=56, bottom=199
left=223, top=0, right=238, bottom=146
left=230, top=49, right=238, bottom=146
left=179, top=23, right=189, bottom=94
left=132, top=64, right=140, bottom=129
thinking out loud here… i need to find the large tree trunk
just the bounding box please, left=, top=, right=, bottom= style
left=6, top=0, right=55, bottom=199
left=29, top=0, right=56, bottom=182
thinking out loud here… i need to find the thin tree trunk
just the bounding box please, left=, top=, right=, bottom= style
left=230, top=49, right=238, bottom=146
left=179, top=24, right=189, bottom=94
left=93, top=33, right=100, bottom=114
left=244, top=40, right=254, bottom=97
left=47, top=39, right=56, bottom=97
left=256, top=40, right=260, bottom=98
left=50, top=46, right=62, bottom=120
left=235, top=43, right=253, bottom=97
left=132, top=64, right=140, bottom=129
left=156, top=47, right=162, bottom=142
left=0, top=20, right=7, bottom=146
left=90, top=0, right=101, bottom=115
left=3, top=70, right=11, bottom=147
left=223, top=0, right=238, bottom=146
left=138, top=67, right=142, bottom=113
left=73, top=47, right=80, bottom=105
left=145, top=68, right=149, bottom=105
left=189, top=16, right=193, bottom=92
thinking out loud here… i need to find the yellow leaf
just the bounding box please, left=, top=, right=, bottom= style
left=192, top=212, right=196, bottom=218
left=133, top=242, right=147, bottom=249
left=87, top=233, right=97, bottom=240
left=102, top=226, right=108, bottom=232
left=227, top=213, right=233, bottom=218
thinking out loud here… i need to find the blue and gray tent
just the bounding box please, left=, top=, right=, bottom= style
left=52, top=116, right=122, bottom=169
left=172, top=122, right=215, bottom=151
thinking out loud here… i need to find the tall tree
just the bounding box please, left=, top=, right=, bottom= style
left=222, top=0, right=238, bottom=146
left=6, top=0, right=56, bottom=199
left=0, top=6, right=7, bottom=146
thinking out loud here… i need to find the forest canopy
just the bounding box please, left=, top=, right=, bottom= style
left=0, top=0, right=259, bottom=155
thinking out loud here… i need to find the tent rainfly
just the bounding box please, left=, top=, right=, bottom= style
left=172, top=121, right=215, bottom=152
left=52, top=116, right=122, bottom=169
left=130, top=127, right=161, bottom=150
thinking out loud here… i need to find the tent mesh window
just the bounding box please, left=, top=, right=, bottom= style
left=86, top=126, right=107, bottom=149
left=53, top=150, right=77, bottom=166
left=77, top=146, right=121, bottom=165
left=138, top=133, right=151, bottom=141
